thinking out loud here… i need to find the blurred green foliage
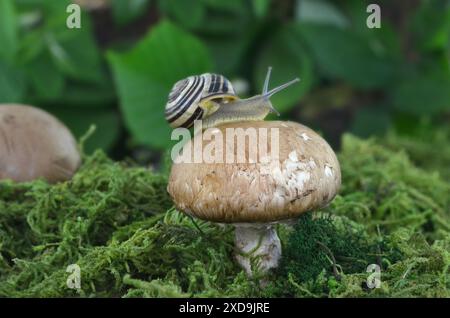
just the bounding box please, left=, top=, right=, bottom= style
left=0, top=0, right=448, bottom=156
left=108, top=21, right=213, bottom=148
left=0, top=0, right=119, bottom=152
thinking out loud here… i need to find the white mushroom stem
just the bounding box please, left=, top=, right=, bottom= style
left=233, top=224, right=281, bottom=276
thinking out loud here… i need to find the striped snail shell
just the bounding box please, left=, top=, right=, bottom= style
left=165, top=73, right=238, bottom=128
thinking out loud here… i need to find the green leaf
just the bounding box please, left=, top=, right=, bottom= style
left=27, top=53, right=65, bottom=101
left=17, top=29, right=47, bottom=64
left=188, top=0, right=251, bottom=35
left=112, top=0, right=151, bottom=26
left=392, top=70, right=450, bottom=116
left=340, top=0, right=402, bottom=59
left=47, top=106, right=121, bottom=153
left=296, top=0, right=349, bottom=28
left=16, top=0, right=70, bottom=12
left=252, top=0, right=271, bottom=18
left=298, top=23, right=394, bottom=89
left=254, top=26, right=314, bottom=113
left=158, top=0, right=205, bottom=30
left=108, top=20, right=213, bottom=149
left=0, top=60, right=26, bottom=103
left=412, top=0, right=450, bottom=52
left=350, top=107, right=391, bottom=138
left=47, top=27, right=105, bottom=83
left=41, top=12, right=104, bottom=84
left=0, top=0, right=19, bottom=62
left=201, top=0, right=247, bottom=12
left=204, top=32, right=252, bottom=75
left=55, top=81, right=116, bottom=107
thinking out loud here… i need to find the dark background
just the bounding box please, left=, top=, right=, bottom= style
left=0, top=0, right=449, bottom=168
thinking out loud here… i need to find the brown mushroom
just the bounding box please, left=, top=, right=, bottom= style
left=0, top=104, right=81, bottom=183
left=168, top=120, right=341, bottom=275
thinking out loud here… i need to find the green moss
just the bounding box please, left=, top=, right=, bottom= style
left=382, top=125, right=450, bottom=181
left=336, top=134, right=450, bottom=238
left=0, top=133, right=449, bottom=297
left=280, top=214, right=386, bottom=284
left=271, top=134, right=450, bottom=297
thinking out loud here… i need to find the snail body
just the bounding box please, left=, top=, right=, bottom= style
left=165, top=67, right=299, bottom=129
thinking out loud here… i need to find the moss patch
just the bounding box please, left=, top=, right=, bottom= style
left=0, top=134, right=449, bottom=297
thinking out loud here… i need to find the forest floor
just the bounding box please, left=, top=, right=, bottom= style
left=0, top=129, right=449, bottom=297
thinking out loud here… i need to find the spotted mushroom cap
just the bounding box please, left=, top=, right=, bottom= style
left=0, top=104, right=81, bottom=183
left=168, top=121, right=341, bottom=223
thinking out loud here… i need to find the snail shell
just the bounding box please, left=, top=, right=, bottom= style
left=165, top=73, right=238, bottom=128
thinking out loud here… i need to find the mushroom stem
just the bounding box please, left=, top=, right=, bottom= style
left=233, top=224, right=281, bottom=276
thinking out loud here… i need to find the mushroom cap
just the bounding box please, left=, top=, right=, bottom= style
left=168, top=121, right=341, bottom=223
left=0, top=104, right=81, bottom=183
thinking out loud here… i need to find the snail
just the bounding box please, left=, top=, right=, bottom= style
left=165, top=67, right=300, bottom=129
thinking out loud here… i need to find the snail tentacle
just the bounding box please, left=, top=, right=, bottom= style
left=263, top=66, right=273, bottom=95
left=264, top=78, right=300, bottom=100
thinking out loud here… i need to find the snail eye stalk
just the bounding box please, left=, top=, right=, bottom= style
left=260, top=66, right=300, bottom=116
left=265, top=78, right=300, bottom=99
left=261, top=66, right=300, bottom=100
left=263, top=66, right=272, bottom=95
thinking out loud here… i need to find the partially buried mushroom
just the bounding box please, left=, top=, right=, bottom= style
left=0, top=104, right=81, bottom=183
left=168, top=120, right=341, bottom=275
